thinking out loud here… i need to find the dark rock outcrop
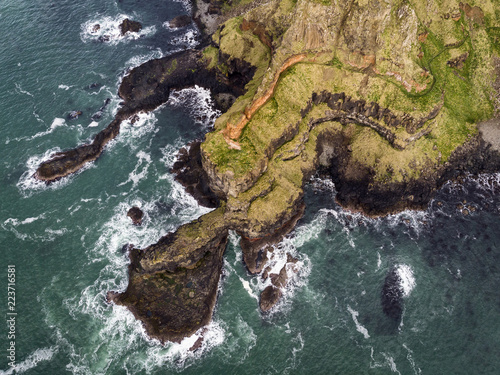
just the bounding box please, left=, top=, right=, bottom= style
left=111, top=210, right=229, bottom=343
left=270, top=265, right=287, bottom=289
left=120, top=19, right=142, bottom=35
left=127, top=206, right=144, bottom=226
left=318, top=130, right=500, bottom=216
left=168, top=15, right=192, bottom=28
left=34, top=116, right=125, bottom=181
left=259, top=285, right=282, bottom=312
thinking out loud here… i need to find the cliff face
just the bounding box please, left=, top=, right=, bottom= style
left=114, top=0, right=500, bottom=342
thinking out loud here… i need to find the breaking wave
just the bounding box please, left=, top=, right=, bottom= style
left=80, top=14, right=156, bottom=46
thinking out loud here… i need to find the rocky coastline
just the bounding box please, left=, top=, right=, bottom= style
left=35, top=0, right=500, bottom=343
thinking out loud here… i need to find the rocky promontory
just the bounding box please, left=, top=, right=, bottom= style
left=36, top=0, right=500, bottom=342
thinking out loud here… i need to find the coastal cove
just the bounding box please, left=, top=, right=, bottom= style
left=2, top=0, right=500, bottom=374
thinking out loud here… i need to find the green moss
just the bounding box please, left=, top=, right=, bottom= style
left=166, top=59, right=177, bottom=76
left=202, top=46, right=219, bottom=70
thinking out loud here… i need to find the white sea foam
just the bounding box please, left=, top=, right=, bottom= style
left=170, top=28, right=199, bottom=48
left=88, top=121, right=99, bottom=127
left=117, top=151, right=152, bottom=189
left=240, top=277, right=259, bottom=301
left=1, top=221, right=68, bottom=242
left=206, top=316, right=257, bottom=365
left=32, top=110, right=44, bottom=124
left=167, top=85, right=221, bottom=128
left=80, top=14, right=156, bottom=46
left=142, top=320, right=226, bottom=370
left=58, top=84, right=72, bottom=90
left=0, top=347, right=57, bottom=375
left=396, top=264, right=415, bottom=297
left=8, top=117, right=84, bottom=144
left=224, top=230, right=311, bottom=316
left=59, top=177, right=216, bottom=371
left=382, top=353, right=402, bottom=374
left=158, top=139, right=186, bottom=172
left=172, top=0, right=193, bottom=12
left=284, top=331, right=305, bottom=371
left=118, top=111, right=159, bottom=150
left=403, top=343, right=422, bottom=375
left=3, top=213, right=45, bottom=227
left=14, top=82, right=34, bottom=97
left=347, top=305, right=370, bottom=339
left=123, top=48, right=164, bottom=72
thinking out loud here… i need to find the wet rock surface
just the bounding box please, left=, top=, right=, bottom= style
left=259, top=285, right=282, bottom=312
left=120, top=18, right=142, bottom=35
left=127, top=206, right=144, bottom=226
left=381, top=268, right=404, bottom=321
left=168, top=15, right=192, bottom=28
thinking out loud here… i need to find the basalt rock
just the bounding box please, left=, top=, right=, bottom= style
left=34, top=116, right=125, bottom=182
left=170, top=141, right=220, bottom=208
left=127, top=206, right=144, bottom=226
left=270, top=265, right=287, bottom=289
left=34, top=47, right=255, bottom=183
left=36, top=0, right=500, bottom=344
left=68, top=111, right=82, bottom=120
left=259, top=285, right=282, bottom=312
left=112, top=208, right=229, bottom=343
left=120, top=19, right=142, bottom=35
left=168, top=15, right=192, bottom=28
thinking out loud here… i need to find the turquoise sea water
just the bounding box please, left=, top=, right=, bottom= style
left=1, top=1, right=500, bottom=374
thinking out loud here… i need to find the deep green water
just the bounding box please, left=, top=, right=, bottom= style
left=1, top=1, right=500, bottom=374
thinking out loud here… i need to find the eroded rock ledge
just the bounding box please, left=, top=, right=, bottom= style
left=34, top=49, right=253, bottom=182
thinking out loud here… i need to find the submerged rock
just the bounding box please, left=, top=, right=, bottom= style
left=381, top=268, right=404, bottom=321
left=91, top=98, right=111, bottom=121
left=68, top=111, right=82, bottom=120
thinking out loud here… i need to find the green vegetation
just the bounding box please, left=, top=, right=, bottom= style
left=202, top=46, right=219, bottom=70
left=201, top=0, right=498, bottom=203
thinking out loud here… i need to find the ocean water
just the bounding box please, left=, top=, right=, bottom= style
left=1, top=1, right=500, bottom=374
